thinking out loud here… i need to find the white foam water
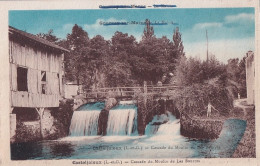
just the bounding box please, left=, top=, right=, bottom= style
left=69, top=111, right=101, bottom=136
left=106, top=104, right=137, bottom=136
left=145, top=114, right=169, bottom=135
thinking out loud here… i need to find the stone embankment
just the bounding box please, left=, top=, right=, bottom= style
left=180, top=113, right=223, bottom=139
left=232, top=99, right=255, bottom=158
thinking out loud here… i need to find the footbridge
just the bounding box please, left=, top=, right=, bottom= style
left=84, top=84, right=179, bottom=99
left=73, top=84, right=180, bottom=110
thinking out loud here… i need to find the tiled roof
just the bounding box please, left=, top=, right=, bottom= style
left=9, top=26, right=69, bottom=52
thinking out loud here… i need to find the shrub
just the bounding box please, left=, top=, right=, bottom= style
left=15, top=121, right=41, bottom=143
left=172, top=78, right=234, bottom=117
left=49, top=99, right=74, bottom=139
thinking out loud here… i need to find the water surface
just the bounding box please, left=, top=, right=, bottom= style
left=11, top=118, right=246, bottom=160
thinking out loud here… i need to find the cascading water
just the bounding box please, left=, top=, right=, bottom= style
left=106, top=101, right=138, bottom=136
left=69, top=101, right=138, bottom=136
left=69, top=102, right=105, bottom=136
left=145, top=112, right=184, bottom=141
left=145, top=114, right=169, bottom=135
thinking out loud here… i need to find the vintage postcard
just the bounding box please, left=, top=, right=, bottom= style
left=0, top=0, right=259, bottom=165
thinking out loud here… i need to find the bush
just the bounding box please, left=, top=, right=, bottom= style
left=15, top=121, right=41, bottom=143
left=48, top=99, right=74, bottom=139
left=172, top=79, right=234, bottom=117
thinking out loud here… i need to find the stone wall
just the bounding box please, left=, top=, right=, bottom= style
left=180, top=113, right=223, bottom=139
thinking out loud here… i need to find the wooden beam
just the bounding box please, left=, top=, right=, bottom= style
left=10, top=107, right=14, bottom=114
left=35, top=107, right=45, bottom=138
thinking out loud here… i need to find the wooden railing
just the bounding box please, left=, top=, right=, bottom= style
left=80, top=84, right=180, bottom=99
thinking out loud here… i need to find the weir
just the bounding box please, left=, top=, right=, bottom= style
left=69, top=102, right=105, bottom=136
left=106, top=101, right=137, bottom=136
left=69, top=101, right=138, bottom=136
left=69, top=111, right=101, bottom=136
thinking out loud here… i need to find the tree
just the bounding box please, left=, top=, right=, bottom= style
left=104, top=58, right=133, bottom=87
left=134, top=24, right=185, bottom=84
left=137, top=36, right=169, bottom=84
left=172, top=27, right=185, bottom=59
left=37, top=29, right=59, bottom=43
left=65, top=24, right=90, bottom=85
left=173, top=56, right=233, bottom=117
left=104, top=31, right=138, bottom=87
left=225, top=57, right=247, bottom=98
left=88, top=35, right=111, bottom=89
left=142, top=19, right=155, bottom=40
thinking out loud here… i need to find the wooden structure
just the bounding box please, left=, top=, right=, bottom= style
left=9, top=26, right=69, bottom=139
left=82, top=84, right=180, bottom=99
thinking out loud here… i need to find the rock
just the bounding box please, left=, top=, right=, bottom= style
left=105, top=98, right=118, bottom=110
left=97, top=109, right=109, bottom=135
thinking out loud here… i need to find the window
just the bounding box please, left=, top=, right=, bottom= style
left=41, top=71, right=46, bottom=94
left=17, top=67, right=28, bottom=91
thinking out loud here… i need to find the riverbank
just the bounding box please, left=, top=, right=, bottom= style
left=180, top=113, right=223, bottom=139
left=231, top=99, right=255, bottom=158
left=179, top=99, right=255, bottom=157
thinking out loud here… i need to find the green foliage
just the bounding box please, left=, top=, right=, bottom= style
left=66, top=24, right=90, bottom=85
left=15, top=121, right=41, bottom=143
left=172, top=27, right=185, bottom=59
left=173, top=56, right=235, bottom=117
left=173, top=80, right=233, bottom=117
left=36, top=21, right=246, bottom=108
left=142, top=19, right=155, bottom=40
left=37, top=21, right=185, bottom=89
left=226, top=57, right=247, bottom=98
left=50, top=99, right=74, bottom=138
left=175, top=56, right=225, bottom=86
left=36, top=29, right=59, bottom=43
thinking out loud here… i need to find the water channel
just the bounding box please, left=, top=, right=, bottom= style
left=11, top=101, right=246, bottom=160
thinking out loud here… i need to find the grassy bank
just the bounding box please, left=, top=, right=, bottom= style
left=231, top=104, right=256, bottom=158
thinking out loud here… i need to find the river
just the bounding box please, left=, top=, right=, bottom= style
left=11, top=102, right=246, bottom=160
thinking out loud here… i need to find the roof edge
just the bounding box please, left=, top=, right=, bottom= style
left=9, top=26, right=69, bottom=53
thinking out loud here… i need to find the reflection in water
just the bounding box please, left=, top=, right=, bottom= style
left=11, top=142, right=43, bottom=160
left=11, top=117, right=246, bottom=160
left=49, top=142, right=75, bottom=158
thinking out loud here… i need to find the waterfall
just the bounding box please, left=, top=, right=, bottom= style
left=145, top=114, right=169, bottom=135
left=145, top=112, right=184, bottom=142
left=69, top=102, right=105, bottom=136
left=106, top=101, right=137, bottom=136
left=69, top=111, right=101, bottom=136
left=69, top=101, right=138, bottom=136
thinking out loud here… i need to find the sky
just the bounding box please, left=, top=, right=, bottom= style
left=9, top=8, right=255, bottom=63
